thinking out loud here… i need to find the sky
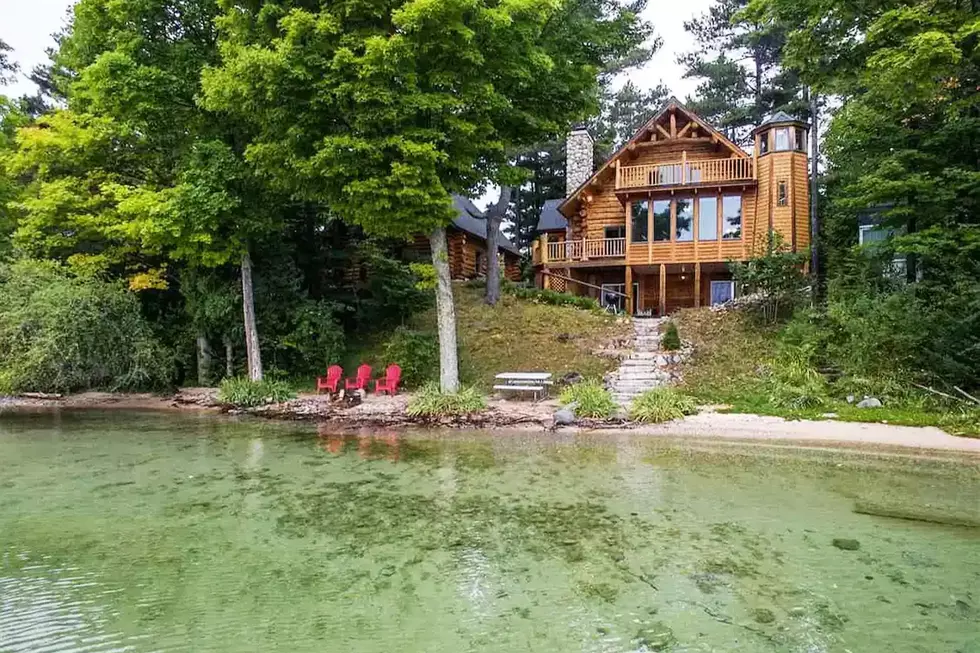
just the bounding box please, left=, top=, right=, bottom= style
left=0, top=0, right=713, bottom=101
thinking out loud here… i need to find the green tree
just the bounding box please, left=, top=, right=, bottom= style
left=201, top=0, right=649, bottom=391
left=8, top=0, right=293, bottom=382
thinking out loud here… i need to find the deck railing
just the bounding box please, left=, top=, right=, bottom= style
left=617, top=157, right=754, bottom=190
left=546, top=237, right=626, bottom=262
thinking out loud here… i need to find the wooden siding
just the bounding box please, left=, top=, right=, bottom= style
left=410, top=229, right=520, bottom=281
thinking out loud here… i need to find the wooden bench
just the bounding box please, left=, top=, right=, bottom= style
left=494, top=373, right=553, bottom=400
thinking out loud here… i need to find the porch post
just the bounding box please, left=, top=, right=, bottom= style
left=625, top=266, right=634, bottom=316
left=694, top=262, right=701, bottom=308
left=659, top=263, right=667, bottom=316
left=542, top=233, right=549, bottom=264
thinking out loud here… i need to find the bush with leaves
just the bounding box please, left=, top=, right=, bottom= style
left=730, top=232, right=808, bottom=323
left=661, top=321, right=681, bottom=350
left=559, top=379, right=616, bottom=418
left=502, top=283, right=604, bottom=312
left=381, top=327, right=438, bottom=389
left=218, top=376, right=295, bottom=407
left=0, top=261, right=174, bottom=394
left=407, top=384, right=487, bottom=418
left=629, top=388, right=697, bottom=423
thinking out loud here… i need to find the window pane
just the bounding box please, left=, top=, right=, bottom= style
left=698, top=197, right=717, bottom=241
left=653, top=200, right=671, bottom=241
left=774, top=128, right=790, bottom=151
left=675, top=198, right=693, bottom=241
left=777, top=181, right=788, bottom=206
left=795, top=127, right=806, bottom=151
left=759, top=131, right=770, bottom=154
left=722, top=195, right=742, bottom=240
left=605, top=226, right=626, bottom=239
left=630, top=200, right=648, bottom=242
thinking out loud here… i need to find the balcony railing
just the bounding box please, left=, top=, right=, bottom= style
left=617, top=157, right=754, bottom=190
left=546, top=237, right=626, bottom=262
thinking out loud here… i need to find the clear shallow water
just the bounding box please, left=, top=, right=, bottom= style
left=1, top=411, right=978, bottom=653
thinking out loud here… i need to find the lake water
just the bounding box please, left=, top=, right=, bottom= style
left=1, top=410, right=978, bottom=653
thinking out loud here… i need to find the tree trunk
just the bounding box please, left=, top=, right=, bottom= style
left=484, top=186, right=513, bottom=306
left=224, top=336, right=234, bottom=378
left=429, top=226, right=460, bottom=393
left=808, top=89, right=821, bottom=299
left=240, top=251, right=263, bottom=382
left=196, top=334, right=212, bottom=386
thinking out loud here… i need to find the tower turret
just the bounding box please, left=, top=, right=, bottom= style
left=752, top=111, right=809, bottom=252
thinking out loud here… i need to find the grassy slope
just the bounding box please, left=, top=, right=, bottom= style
left=344, top=284, right=628, bottom=391
left=674, top=308, right=980, bottom=437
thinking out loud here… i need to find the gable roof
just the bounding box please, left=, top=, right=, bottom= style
left=558, top=97, right=749, bottom=217
left=451, top=195, right=520, bottom=255
left=536, top=198, right=567, bottom=231
left=759, top=110, right=803, bottom=127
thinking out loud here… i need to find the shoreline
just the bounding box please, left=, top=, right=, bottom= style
left=2, top=390, right=979, bottom=456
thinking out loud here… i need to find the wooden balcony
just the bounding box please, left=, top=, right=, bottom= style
left=544, top=237, right=626, bottom=263
left=616, top=157, right=755, bottom=191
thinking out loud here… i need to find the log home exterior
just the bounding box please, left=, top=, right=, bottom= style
left=405, top=195, right=522, bottom=282
left=531, top=99, right=809, bottom=314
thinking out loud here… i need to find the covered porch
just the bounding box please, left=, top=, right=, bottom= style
left=541, top=262, right=735, bottom=315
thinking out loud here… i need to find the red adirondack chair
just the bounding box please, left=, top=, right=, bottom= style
left=373, top=364, right=402, bottom=395
left=316, top=365, right=343, bottom=394
left=345, top=364, right=372, bottom=392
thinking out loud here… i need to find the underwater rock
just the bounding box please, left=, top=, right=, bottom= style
left=634, top=622, right=675, bottom=651
left=832, top=538, right=861, bottom=551
left=752, top=608, right=776, bottom=624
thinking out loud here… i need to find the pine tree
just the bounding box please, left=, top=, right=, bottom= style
left=678, top=0, right=806, bottom=143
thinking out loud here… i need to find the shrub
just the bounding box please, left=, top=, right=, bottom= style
left=0, top=260, right=174, bottom=393
left=661, top=321, right=681, bottom=351
left=407, top=384, right=487, bottom=417
left=729, top=231, right=809, bottom=323
left=218, top=377, right=295, bottom=407
left=502, top=283, right=604, bottom=312
left=382, top=327, right=438, bottom=388
left=764, top=345, right=830, bottom=410
left=559, top=379, right=616, bottom=418
left=629, top=388, right=698, bottom=423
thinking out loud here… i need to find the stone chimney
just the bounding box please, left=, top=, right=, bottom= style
left=565, top=124, right=594, bottom=197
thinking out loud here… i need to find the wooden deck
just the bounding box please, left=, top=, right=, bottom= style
left=616, top=157, right=755, bottom=190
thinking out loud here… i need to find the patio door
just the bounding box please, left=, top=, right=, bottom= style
left=600, top=282, right=640, bottom=313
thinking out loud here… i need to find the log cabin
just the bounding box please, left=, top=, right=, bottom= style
left=406, top=195, right=522, bottom=281
left=531, top=98, right=809, bottom=314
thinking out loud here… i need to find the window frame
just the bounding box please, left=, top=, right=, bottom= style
left=777, top=180, right=788, bottom=206
left=630, top=199, right=649, bottom=243
left=675, top=197, right=694, bottom=242
left=774, top=127, right=791, bottom=151
left=653, top=199, right=671, bottom=242
left=697, top=196, right=718, bottom=241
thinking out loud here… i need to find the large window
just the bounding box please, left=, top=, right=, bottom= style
left=698, top=197, right=717, bottom=241
left=795, top=127, right=806, bottom=151
left=722, top=195, right=742, bottom=240
left=653, top=199, right=671, bottom=241
left=774, top=127, right=790, bottom=151
left=675, top=198, right=693, bottom=241
left=630, top=200, right=648, bottom=242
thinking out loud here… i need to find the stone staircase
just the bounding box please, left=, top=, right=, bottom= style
left=607, top=318, right=672, bottom=406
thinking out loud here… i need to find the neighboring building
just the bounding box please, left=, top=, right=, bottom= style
left=531, top=99, right=810, bottom=314
left=858, top=206, right=909, bottom=281
left=405, top=195, right=522, bottom=281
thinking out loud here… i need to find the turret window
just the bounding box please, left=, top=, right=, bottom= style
left=774, top=128, right=791, bottom=151
left=759, top=132, right=770, bottom=155
left=795, top=127, right=806, bottom=151
left=777, top=181, right=788, bottom=206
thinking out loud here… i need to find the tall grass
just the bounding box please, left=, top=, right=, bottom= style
left=629, top=388, right=698, bottom=422
left=406, top=384, right=487, bottom=417
left=218, top=377, right=295, bottom=407
left=559, top=379, right=616, bottom=418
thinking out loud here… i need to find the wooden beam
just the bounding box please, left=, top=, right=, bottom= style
left=655, top=123, right=671, bottom=140
left=677, top=121, right=694, bottom=139
left=659, top=263, right=667, bottom=316
left=694, top=262, right=701, bottom=308
left=625, top=266, right=634, bottom=316
left=647, top=199, right=653, bottom=263
left=670, top=111, right=677, bottom=138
